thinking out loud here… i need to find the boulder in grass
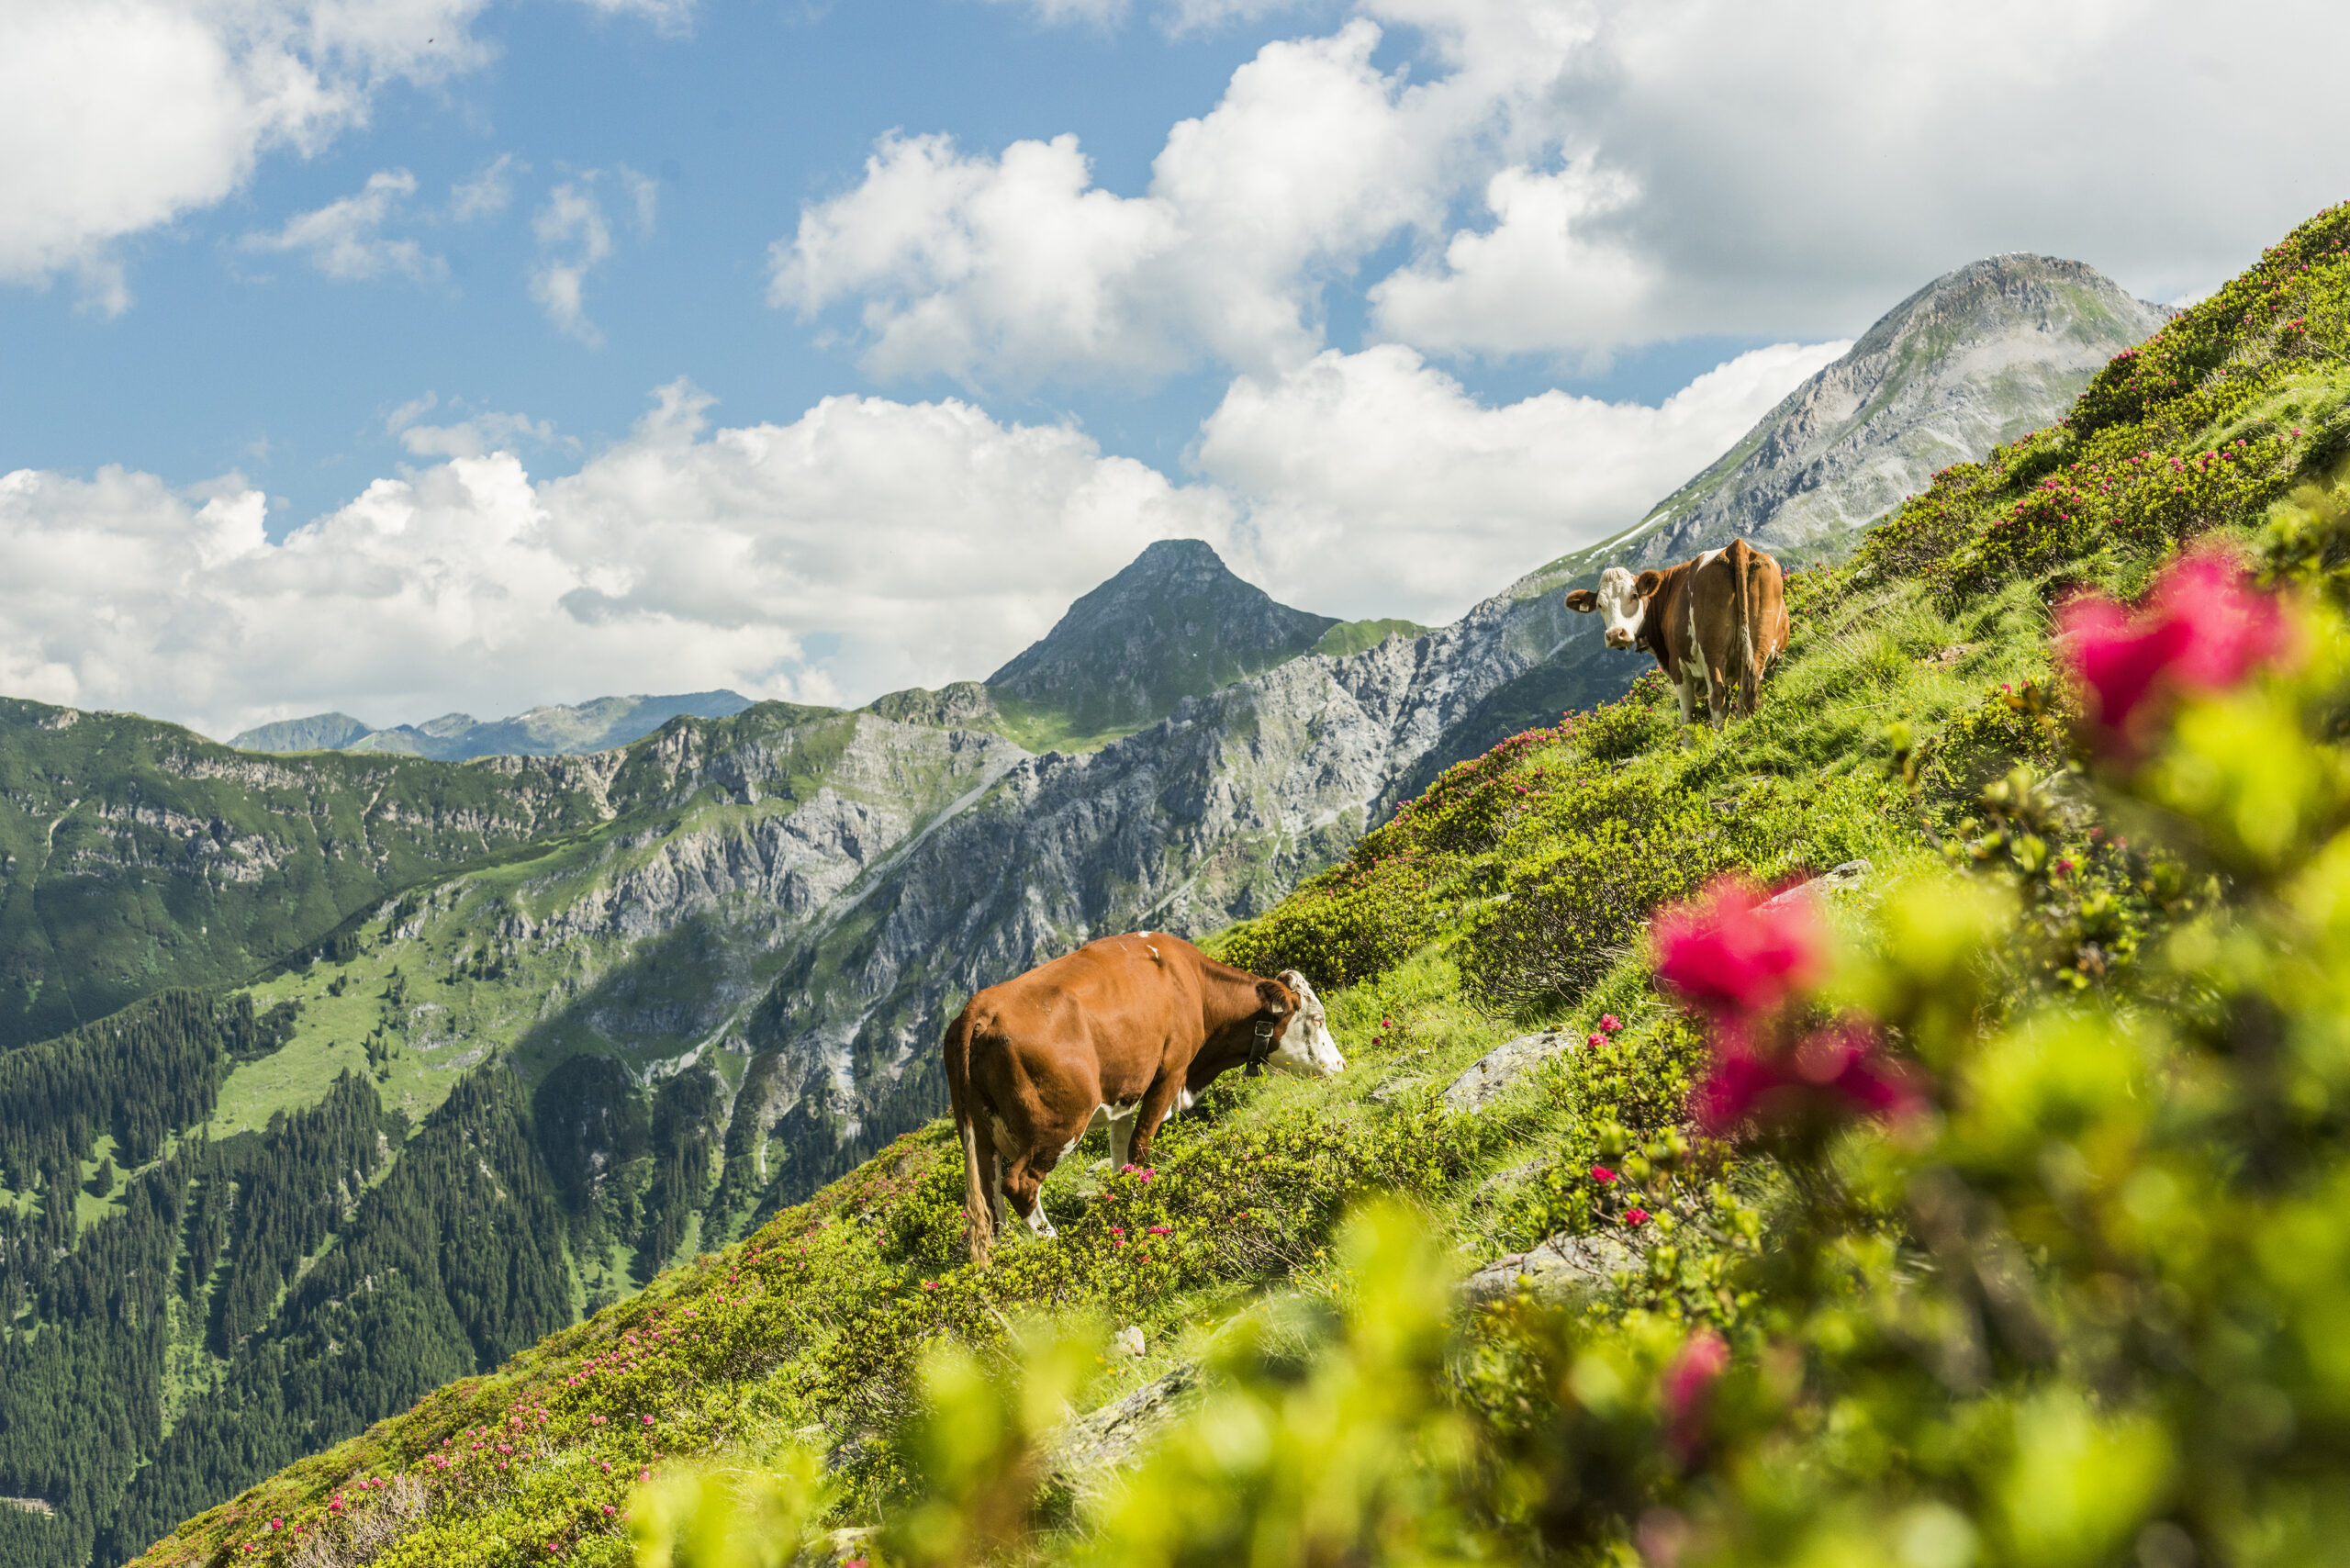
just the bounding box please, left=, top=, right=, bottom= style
left=1047, top=1363, right=1199, bottom=1494
left=1763, top=858, right=1872, bottom=909
left=1442, top=1030, right=1571, bottom=1114
left=1461, top=1231, right=1638, bottom=1305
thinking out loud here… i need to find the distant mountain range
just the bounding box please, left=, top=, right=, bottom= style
left=229, top=690, right=756, bottom=759
left=234, top=551, right=1424, bottom=764
left=0, top=250, right=2168, bottom=1568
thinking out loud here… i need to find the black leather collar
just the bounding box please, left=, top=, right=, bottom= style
left=1244, top=1018, right=1278, bottom=1078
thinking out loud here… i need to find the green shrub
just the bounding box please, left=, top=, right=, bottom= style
left=1463, top=792, right=1720, bottom=1013
left=1215, top=853, right=1443, bottom=990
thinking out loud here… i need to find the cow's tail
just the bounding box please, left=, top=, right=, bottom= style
left=1731, top=539, right=1760, bottom=718
left=944, top=1007, right=995, bottom=1267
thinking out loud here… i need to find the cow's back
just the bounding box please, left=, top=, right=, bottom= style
left=1685, top=540, right=1789, bottom=717
left=963, top=933, right=1204, bottom=1105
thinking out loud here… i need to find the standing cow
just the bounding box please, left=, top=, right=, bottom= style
left=1565, top=538, right=1791, bottom=727
left=944, top=932, right=1345, bottom=1265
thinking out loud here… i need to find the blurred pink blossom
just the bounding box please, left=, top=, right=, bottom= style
left=1651, top=879, right=1827, bottom=1019
left=1661, top=1329, right=1730, bottom=1462
left=2061, top=543, right=2289, bottom=754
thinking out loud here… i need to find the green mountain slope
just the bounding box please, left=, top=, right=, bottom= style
left=0, top=703, right=616, bottom=1050
left=108, top=204, right=2350, bottom=1568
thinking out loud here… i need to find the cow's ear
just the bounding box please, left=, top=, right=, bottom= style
left=1255, top=978, right=1293, bottom=1016
left=1633, top=570, right=1665, bottom=599
left=1563, top=588, right=1598, bottom=613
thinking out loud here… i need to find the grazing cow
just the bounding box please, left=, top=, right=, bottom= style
left=1565, top=539, right=1791, bottom=726
left=944, top=932, right=1346, bottom=1264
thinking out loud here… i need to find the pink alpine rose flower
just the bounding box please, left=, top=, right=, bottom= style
left=2061, top=543, right=2290, bottom=755
left=1694, top=1023, right=1922, bottom=1137
left=1661, top=1329, right=1731, bottom=1462
left=1651, top=878, right=1828, bottom=1019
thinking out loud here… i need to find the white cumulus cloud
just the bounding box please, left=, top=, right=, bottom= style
left=1202, top=339, right=1849, bottom=622
left=1373, top=0, right=2350, bottom=353
left=0, top=384, right=1238, bottom=740
left=0, top=0, right=493, bottom=308
left=775, top=0, right=2350, bottom=380
left=772, top=6, right=1576, bottom=386
left=241, top=168, right=443, bottom=281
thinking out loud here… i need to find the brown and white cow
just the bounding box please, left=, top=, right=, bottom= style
left=1565, top=538, right=1791, bottom=727
left=944, top=932, right=1345, bottom=1264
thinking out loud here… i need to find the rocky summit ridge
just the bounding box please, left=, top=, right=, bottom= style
left=867, top=538, right=1404, bottom=755
left=1617, top=253, right=2170, bottom=568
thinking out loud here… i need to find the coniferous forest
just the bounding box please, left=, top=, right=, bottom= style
left=0, top=991, right=582, bottom=1567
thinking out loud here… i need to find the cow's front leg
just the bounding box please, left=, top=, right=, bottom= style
left=1123, top=1075, right=1189, bottom=1169
left=1107, top=1108, right=1139, bottom=1169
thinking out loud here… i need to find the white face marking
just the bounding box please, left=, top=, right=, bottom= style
left=1588, top=566, right=1647, bottom=651
left=1270, top=971, right=1347, bottom=1078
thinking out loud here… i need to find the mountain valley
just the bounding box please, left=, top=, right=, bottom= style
left=0, top=248, right=2174, bottom=1568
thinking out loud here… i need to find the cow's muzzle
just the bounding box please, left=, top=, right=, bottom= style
left=1605, top=629, right=1634, bottom=650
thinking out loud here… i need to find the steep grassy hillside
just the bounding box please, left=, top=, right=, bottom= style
left=111, top=201, right=2350, bottom=1568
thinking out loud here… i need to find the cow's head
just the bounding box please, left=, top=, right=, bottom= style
left=1256, top=971, right=1347, bottom=1077
left=1565, top=565, right=1662, bottom=651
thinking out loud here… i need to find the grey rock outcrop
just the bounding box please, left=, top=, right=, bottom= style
left=1047, top=1364, right=1198, bottom=1490
left=1462, top=1232, right=1638, bottom=1305
left=1443, top=1030, right=1574, bottom=1115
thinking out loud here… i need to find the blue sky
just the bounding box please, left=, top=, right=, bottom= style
left=1, top=0, right=1766, bottom=526
left=0, top=0, right=2341, bottom=737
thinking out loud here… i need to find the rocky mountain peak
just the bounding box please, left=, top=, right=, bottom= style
left=1619, top=252, right=2169, bottom=567
left=983, top=538, right=1338, bottom=745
